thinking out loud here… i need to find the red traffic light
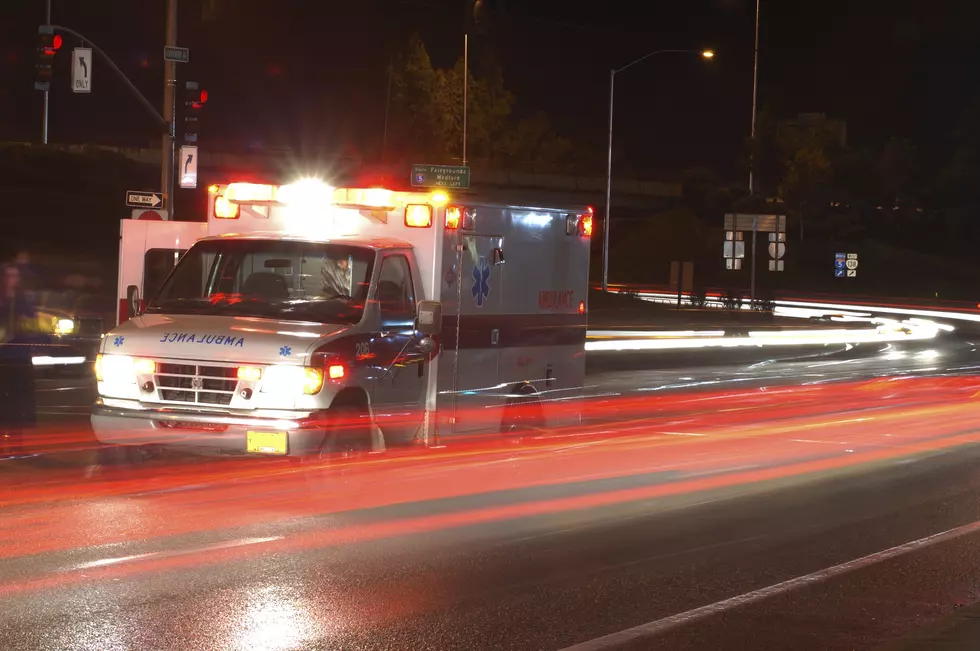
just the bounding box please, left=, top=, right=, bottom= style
left=199, top=89, right=208, bottom=104
left=39, top=33, right=62, bottom=57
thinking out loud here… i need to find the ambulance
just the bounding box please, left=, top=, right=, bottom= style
left=91, top=179, right=592, bottom=457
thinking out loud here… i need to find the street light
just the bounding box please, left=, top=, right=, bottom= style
left=601, top=48, right=715, bottom=292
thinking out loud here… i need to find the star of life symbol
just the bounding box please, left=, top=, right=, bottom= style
left=472, top=256, right=491, bottom=307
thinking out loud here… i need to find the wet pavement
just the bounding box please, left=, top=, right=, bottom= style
left=2, top=333, right=980, bottom=649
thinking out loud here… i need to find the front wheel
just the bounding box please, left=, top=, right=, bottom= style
left=319, top=404, right=374, bottom=459
left=500, top=386, right=544, bottom=439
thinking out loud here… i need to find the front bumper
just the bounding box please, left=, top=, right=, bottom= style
left=90, top=401, right=330, bottom=456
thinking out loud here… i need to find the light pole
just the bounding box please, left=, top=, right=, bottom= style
left=748, top=0, right=760, bottom=195
left=602, top=48, right=714, bottom=292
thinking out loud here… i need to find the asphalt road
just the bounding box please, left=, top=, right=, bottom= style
left=4, top=331, right=980, bottom=650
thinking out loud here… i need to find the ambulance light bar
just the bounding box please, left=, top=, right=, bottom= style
left=210, top=179, right=447, bottom=223
left=331, top=187, right=396, bottom=211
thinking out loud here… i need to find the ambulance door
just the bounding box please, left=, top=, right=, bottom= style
left=442, top=233, right=505, bottom=434
left=371, top=252, right=426, bottom=444
left=117, top=219, right=207, bottom=325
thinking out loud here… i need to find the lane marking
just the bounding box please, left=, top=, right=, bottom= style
left=70, top=536, right=281, bottom=571
left=556, top=517, right=980, bottom=651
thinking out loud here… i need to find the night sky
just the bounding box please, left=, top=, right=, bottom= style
left=1, top=0, right=976, bottom=180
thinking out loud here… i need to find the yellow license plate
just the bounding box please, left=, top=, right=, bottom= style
left=246, top=430, right=288, bottom=455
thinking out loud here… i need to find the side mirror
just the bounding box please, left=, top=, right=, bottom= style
left=416, top=300, right=442, bottom=336
left=126, top=285, right=141, bottom=318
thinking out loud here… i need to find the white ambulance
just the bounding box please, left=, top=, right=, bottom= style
left=92, top=179, right=593, bottom=457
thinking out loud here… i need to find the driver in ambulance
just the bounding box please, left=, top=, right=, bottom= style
left=320, top=255, right=351, bottom=298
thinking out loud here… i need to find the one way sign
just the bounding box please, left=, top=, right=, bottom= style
left=126, top=191, right=164, bottom=208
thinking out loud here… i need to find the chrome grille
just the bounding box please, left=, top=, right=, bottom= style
left=155, top=362, right=238, bottom=406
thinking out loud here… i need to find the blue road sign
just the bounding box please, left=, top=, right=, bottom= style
left=835, top=252, right=846, bottom=259
left=835, top=268, right=845, bottom=278
left=835, top=259, right=846, bottom=270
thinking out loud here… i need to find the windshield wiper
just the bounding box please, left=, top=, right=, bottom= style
left=145, top=298, right=215, bottom=314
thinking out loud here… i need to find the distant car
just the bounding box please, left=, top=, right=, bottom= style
left=33, top=291, right=109, bottom=376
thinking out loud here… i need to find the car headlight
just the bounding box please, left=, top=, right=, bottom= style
left=54, top=318, right=75, bottom=335
left=95, top=354, right=155, bottom=384
left=261, top=365, right=324, bottom=396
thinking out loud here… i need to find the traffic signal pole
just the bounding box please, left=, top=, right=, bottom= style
left=161, top=0, right=178, bottom=216
left=41, top=0, right=51, bottom=144
left=46, top=25, right=167, bottom=129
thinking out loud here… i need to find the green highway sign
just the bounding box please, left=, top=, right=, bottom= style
left=411, top=164, right=470, bottom=189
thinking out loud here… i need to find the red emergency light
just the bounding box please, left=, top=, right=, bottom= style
left=578, top=207, right=594, bottom=237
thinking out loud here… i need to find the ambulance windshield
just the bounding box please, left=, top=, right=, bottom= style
left=145, top=239, right=375, bottom=324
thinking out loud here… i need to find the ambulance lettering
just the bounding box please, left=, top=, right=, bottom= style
left=538, top=290, right=574, bottom=311
left=159, top=332, right=245, bottom=347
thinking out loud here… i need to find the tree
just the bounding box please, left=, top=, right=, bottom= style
left=775, top=120, right=839, bottom=242
left=877, top=137, right=918, bottom=205
left=387, top=35, right=573, bottom=172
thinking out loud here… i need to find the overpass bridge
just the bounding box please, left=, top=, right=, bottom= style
left=23, top=142, right=682, bottom=213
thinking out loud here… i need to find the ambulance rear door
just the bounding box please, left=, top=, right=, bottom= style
left=117, top=219, right=207, bottom=325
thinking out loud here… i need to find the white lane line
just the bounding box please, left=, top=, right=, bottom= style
left=70, top=536, right=282, bottom=571
left=556, top=518, right=980, bottom=651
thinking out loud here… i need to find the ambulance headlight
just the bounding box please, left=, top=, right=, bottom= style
left=95, top=355, right=156, bottom=384
left=261, top=365, right=324, bottom=396
left=54, top=318, right=75, bottom=335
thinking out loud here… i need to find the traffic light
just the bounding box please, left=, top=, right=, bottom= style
left=35, top=26, right=62, bottom=91
left=182, top=81, right=207, bottom=142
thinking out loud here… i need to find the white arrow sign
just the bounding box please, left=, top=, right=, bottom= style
left=179, top=145, right=198, bottom=189
left=126, top=191, right=163, bottom=208
left=72, top=47, right=92, bottom=94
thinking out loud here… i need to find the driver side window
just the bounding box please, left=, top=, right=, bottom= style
left=376, top=255, right=415, bottom=319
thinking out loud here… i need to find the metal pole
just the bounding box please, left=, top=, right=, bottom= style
left=748, top=0, right=760, bottom=194
left=462, top=33, right=468, bottom=165
left=748, top=1, right=760, bottom=303
left=41, top=0, right=51, bottom=144
left=381, top=62, right=392, bottom=162
left=162, top=0, right=177, bottom=217
left=749, top=215, right=759, bottom=305
left=602, top=69, right=615, bottom=292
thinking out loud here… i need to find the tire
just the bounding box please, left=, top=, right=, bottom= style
left=319, top=403, right=373, bottom=459
left=500, top=385, right=544, bottom=438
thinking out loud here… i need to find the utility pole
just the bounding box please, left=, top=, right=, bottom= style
left=748, top=0, right=760, bottom=304
left=748, top=0, right=760, bottom=194
left=381, top=61, right=392, bottom=162
left=41, top=0, right=51, bottom=144
left=161, top=0, right=178, bottom=216
left=462, top=32, right=469, bottom=165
